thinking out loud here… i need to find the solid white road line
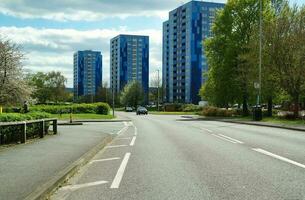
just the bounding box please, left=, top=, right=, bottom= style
left=60, top=180, right=108, bottom=191
left=202, top=128, right=213, bottom=133
left=110, top=152, right=131, bottom=189
left=212, top=134, right=237, bottom=144
left=117, top=126, right=128, bottom=135
left=89, top=157, right=121, bottom=164
left=218, top=134, right=244, bottom=144
left=106, top=145, right=128, bottom=148
left=253, top=148, right=305, bottom=169
left=130, top=136, right=136, bottom=146
left=115, top=137, right=131, bottom=140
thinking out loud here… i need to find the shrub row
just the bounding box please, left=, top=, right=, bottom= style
left=0, top=112, right=51, bottom=122
left=201, top=106, right=235, bottom=117
left=30, top=103, right=110, bottom=115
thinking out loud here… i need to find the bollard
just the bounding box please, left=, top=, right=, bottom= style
left=21, top=122, right=27, bottom=143
left=0, top=106, right=2, bottom=114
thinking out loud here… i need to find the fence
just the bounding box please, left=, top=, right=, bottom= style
left=0, top=118, right=57, bottom=145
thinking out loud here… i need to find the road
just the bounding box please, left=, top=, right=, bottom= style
left=51, top=113, right=305, bottom=200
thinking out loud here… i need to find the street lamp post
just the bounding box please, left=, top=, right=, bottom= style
left=254, top=0, right=263, bottom=121
left=257, top=0, right=262, bottom=106
left=157, top=69, right=160, bottom=111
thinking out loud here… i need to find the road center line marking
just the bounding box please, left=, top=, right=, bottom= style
left=218, top=134, right=244, bottom=144
left=60, top=180, right=108, bottom=191
left=110, top=152, right=131, bottom=189
left=212, top=134, right=237, bottom=144
left=202, top=128, right=213, bottom=133
left=253, top=148, right=305, bottom=169
left=106, top=145, right=128, bottom=148
left=130, top=136, right=136, bottom=146
left=90, top=157, right=121, bottom=164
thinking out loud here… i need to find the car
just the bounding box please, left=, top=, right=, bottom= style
left=125, top=107, right=133, bottom=112
left=136, top=106, right=148, bottom=115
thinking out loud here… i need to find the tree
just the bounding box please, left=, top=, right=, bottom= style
left=266, top=3, right=305, bottom=117
left=120, top=81, right=144, bottom=108
left=95, top=81, right=111, bottom=104
left=0, top=38, right=32, bottom=106
left=29, top=71, right=68, bottom=103
left=149, top=72, right=162, bottom=106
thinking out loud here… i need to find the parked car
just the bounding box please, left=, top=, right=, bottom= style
left=125, top=107, right=133, bottom=112
left=137, top=106, right=148, bottom=115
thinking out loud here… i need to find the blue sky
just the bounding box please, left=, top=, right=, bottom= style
left=0, top=0, right=304, bottom=87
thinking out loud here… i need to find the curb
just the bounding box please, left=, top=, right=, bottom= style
left=74, top=119, right=131, bottom=123
left=24, top=134, right=115, bottom=200
left=57, top=122, right=83, bottom=126
left=183, top=117, right=305, bottom=132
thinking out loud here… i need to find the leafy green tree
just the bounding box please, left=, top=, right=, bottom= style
left=265, top=3, right=305, bottom=117
left=120, top=81, right=144, bottom=108
left=29, top=71, right=68, bottom=103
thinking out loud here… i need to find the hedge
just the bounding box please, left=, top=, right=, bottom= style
left=0, top=112, right=52, bottom=144
left=201, top=106, right=235, bottom=117
left=0, top=112, right=51, bottom=122
left=30, top=103, right=110, bottom=115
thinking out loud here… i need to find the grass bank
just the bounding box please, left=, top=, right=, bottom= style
left=51, top=113, right=115, bottom=120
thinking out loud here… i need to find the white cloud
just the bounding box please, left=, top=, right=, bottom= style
left=0, top=0, right=227, bottom=21
left=0, top=26, right=162, bottom=87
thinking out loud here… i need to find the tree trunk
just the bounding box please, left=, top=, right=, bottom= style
left=242, top=94, right=249, bottom=116
left=267, top=96, right=273, bottom=117
left=293, top=95, right=300, bottom=119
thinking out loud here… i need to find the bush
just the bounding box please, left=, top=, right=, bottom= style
left=163, top=103, right=183, bottom=112
left=201, top=106, right=234, bottom=117
left=182, top=104, right=202, bottom=112
left=30, top=103, right=110, bottom=115
left=96, top=103, right=111, bottom=115
left=0, top=112, right=51, bottom=122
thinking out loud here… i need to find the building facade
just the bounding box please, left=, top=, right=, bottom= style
left=73, top=50, right=103, bottom=100
left=110, top=34, right=149, bottom=100
left=162, top=1, right=224, bottom=104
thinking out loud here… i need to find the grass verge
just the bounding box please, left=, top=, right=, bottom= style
left=51, top=113, right=115, bottom=120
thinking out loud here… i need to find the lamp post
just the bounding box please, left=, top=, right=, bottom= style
left=157, top=69, right=160, bottom=111
left=257, top=0, right=262, bottom=107
left=254, top=0, right=263, bottom=121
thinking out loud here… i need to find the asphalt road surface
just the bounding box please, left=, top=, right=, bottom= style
left=51, top=113, right=305, bottom=200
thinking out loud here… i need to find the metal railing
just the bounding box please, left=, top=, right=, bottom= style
left=0, top=118, right=57, bottom=145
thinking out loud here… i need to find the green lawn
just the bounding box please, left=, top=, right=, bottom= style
left=149, top=111, right=197, bottom=115
left=234, top=116, right=305, bottom=126
left=51, top=113, right=115, bottom=120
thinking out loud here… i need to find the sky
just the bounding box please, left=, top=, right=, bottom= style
left=0, top=0, right=304, bottom=87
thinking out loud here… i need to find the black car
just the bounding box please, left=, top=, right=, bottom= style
left=136, top=107, right=148, bottom=115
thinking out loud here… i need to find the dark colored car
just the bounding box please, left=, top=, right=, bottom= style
left=136, top=106, right=148, bottom=115
left=125, top=107, right=133, bottom=112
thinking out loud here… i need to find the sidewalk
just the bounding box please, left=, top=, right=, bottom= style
left=181, top=116, right=305, bottom=132
left=0, top=122, right=124, bottom=200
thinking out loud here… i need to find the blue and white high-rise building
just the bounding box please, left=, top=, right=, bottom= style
left=162, top=1, right=224, bottom=104
left=73, top=50, right=103, bottom=99
left=110, top=34, right=149, bottom=100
